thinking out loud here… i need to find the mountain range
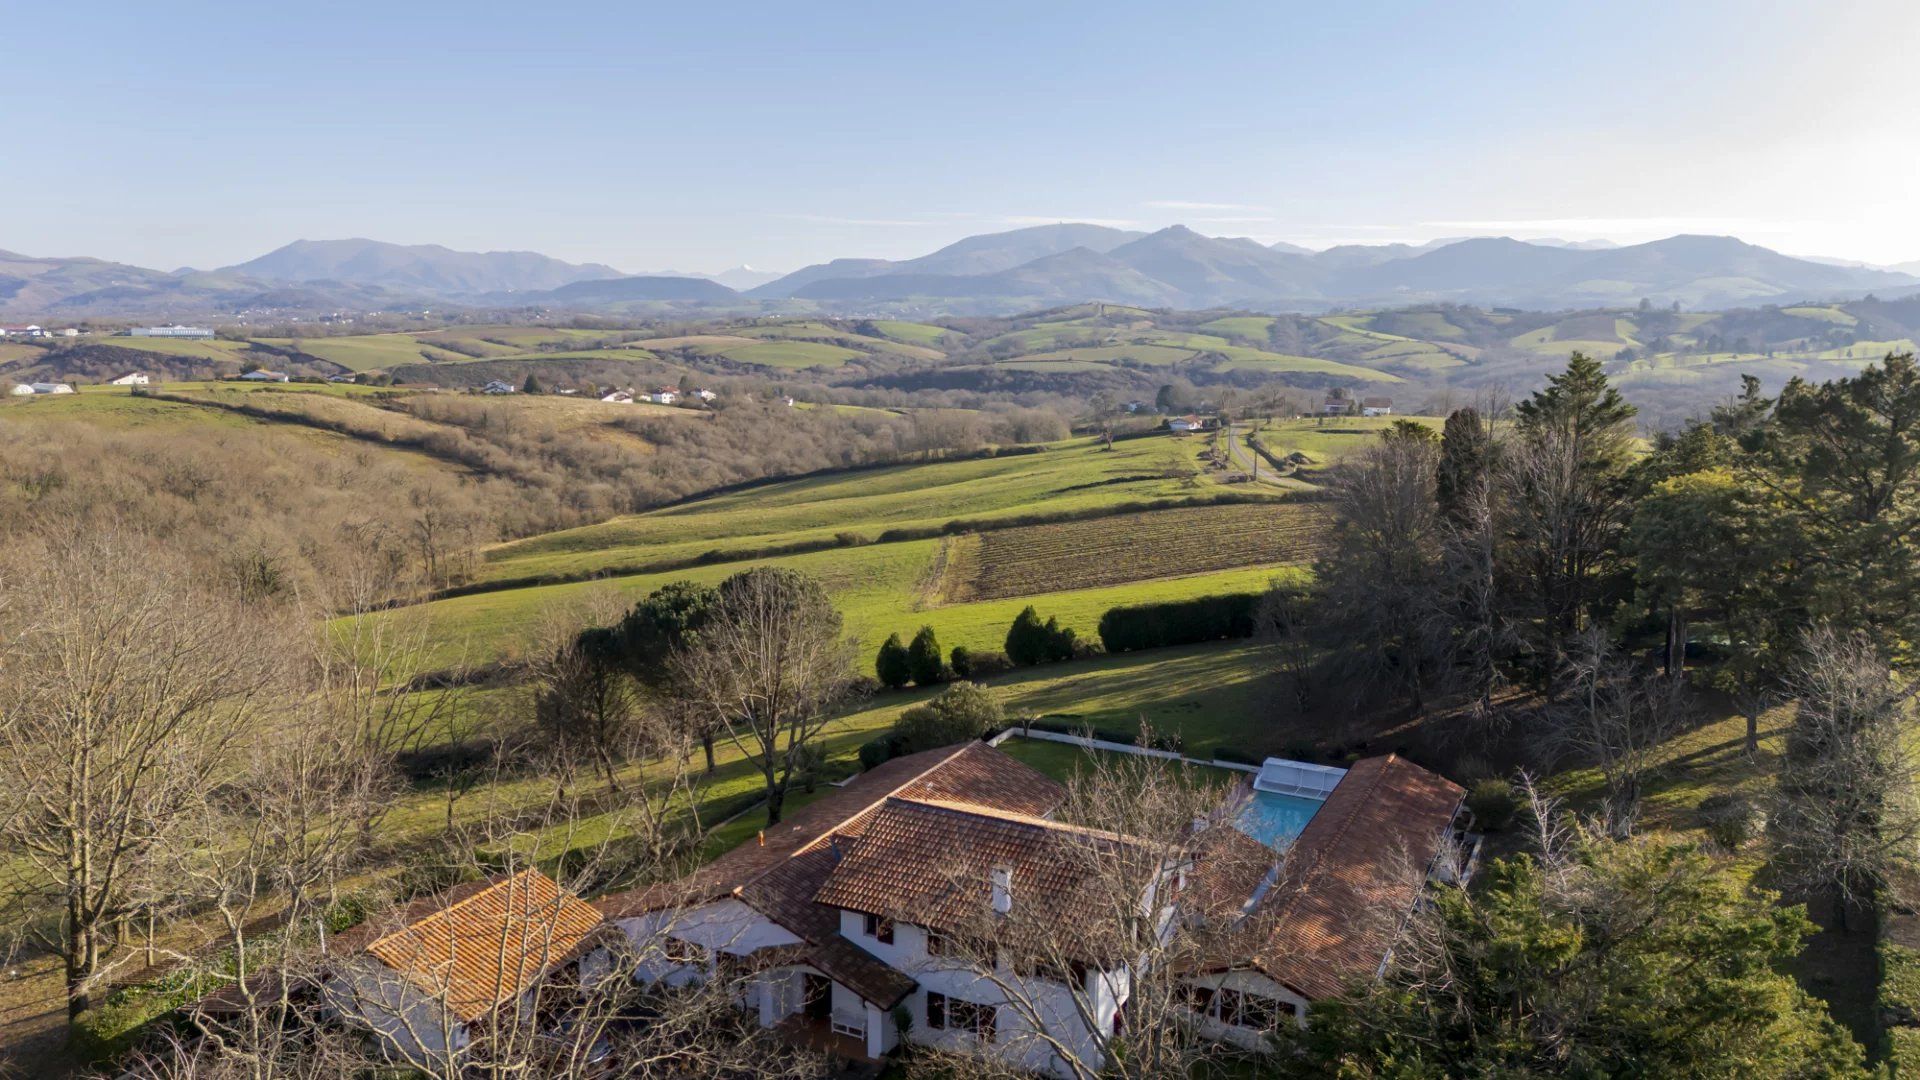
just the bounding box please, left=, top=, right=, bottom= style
left=2, top=226, right=1916, bottom=319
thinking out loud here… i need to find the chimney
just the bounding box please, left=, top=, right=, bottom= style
left=990, top=865, right=1013, bottom=915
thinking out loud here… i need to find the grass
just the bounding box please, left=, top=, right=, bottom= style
left=715, top=341, right=864, bottom=368
left=1197, top=316, right=1276, bottom=340
left=259, top=334, right=468, bottom=370
left=870, top=320, right=953, bottom=347
left=85, top=336, right=256, bottom=361
left=475, top=436, right=1217, bottom=583
left=364, top=541, right=1303, bottom=672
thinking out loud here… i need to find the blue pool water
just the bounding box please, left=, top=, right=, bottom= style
left=1235, top=791, right=1324, bottom=850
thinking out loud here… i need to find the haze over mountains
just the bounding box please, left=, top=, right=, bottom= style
left=2, top=225, right=1915, bottom=319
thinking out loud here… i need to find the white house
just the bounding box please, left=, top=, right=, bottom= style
left=317, top=870, right=605, bottom=1064
left=597, top=742, right=1467, bottom=1075
left=646, top=387, right=680, bottom=405
left=240, top=369, right=290, bottom=382
left=600, top=389, right=635, bottom=404
left=11, top=382, right=74, bottom=395
left=482, top=380, right=517, bottom=395
left=1321, top=394, right=1351, bottom=416
left=1360, top=397, right=1394, bottom=417
left=109, top=372, right=150, bottom=386
left=693, top=388, right=718, bottom=402
left=0, top=324, right=46, bottom=338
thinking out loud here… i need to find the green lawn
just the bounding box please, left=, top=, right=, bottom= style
left=870, top=320, right=954, bottom=347
left=715, top=341, right=865, bottom=368
left=476, top=435, right=1224, bottom=583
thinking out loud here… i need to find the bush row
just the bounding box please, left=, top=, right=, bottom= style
left=1096, top=592, right=1264, bottom=653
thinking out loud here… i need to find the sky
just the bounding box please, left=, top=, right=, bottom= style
left=6, top=0, right=1920, bottom=274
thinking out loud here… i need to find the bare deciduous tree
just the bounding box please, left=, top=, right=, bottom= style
left=1771, top=626, right=1920, bottom=930
left=668, top=568, right=858, bottom=825
left=1550, top=629, right=1692, bottom=839
left=0, top=527, right=293, bottom=1017
left=905, top=739, right=1275, bottom=1080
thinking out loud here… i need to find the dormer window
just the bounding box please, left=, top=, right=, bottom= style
left=863, top=912, right=894, bottom=944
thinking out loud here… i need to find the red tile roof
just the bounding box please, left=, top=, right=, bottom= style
left=361, top=869, right=606, bottom=1022
left=811, top=797, right=1164, bottom=962
left=1245, top=754, right=1463, bottom=999
left=596, top=741, right=1064, bottom=1005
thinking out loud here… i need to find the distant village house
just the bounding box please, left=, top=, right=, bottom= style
left=109, top=372, right=150, bottom=386
left=240, top=369, right=290, bottom=383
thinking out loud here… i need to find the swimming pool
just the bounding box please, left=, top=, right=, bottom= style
left=1235, top=790, right=1324, bottom=850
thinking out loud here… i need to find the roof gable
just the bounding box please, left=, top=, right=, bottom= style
left=361, top=869, right=605, bottom=1022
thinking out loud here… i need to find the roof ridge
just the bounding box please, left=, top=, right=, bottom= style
left=728, top=743, right=976, bottom=904
left=366, top=868, right=546, bottom=954
left=897, top=795, right=1140, bottom=844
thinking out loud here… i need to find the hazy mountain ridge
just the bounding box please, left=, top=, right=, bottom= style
left=2, top=225, right=1916, bottom=318
left=224, top=239, right=625, bottom=295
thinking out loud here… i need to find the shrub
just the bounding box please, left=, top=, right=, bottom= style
left=1096, top=592, right=1262, bottom=653
left=875, top=633, right=911, bottom=690
left=895, top=682, right=1004, bottom=752
left=1698, top=792, right=1762, bottom=851
left=907, top=625, right=946, bottom=686
left=1465, top=779, right=1519, bottom=832
left=963, top=648, right=1014, bottom=678
left=949, top=645, right=975, bottom=679
left=859, top=733, right=909, bottom=771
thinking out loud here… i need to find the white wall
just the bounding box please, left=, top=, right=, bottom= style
left=617, top=899, right=803, bottom=986
left=836, top=909, right=1124, bottom=1079
left=1181, top=968, right=1307, bottom=1050
left=322, top=959, right=468, bottom=1066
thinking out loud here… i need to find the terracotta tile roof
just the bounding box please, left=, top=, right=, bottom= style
left=805, top=935, right=918, bottom=1010
left=812, top=797, right=1161, bottom=957
left=361, top=869, right=606, bottom=1023
left=1185, top=814, right=1283, bottom=923
left=596, top=741, right=1063, bottom=925
left=594, top=741, right=1063, bottom=1005
left=1245, top=754, right=1463, bottom=1000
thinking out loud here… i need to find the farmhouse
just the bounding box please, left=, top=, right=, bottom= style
left=1168, top=415, right=1216, bottom=433
left=1360, top=397, right=1393, bottom=417
left=646, top=387, right=679, bottom=405
left=240, top=369, right=290, bottom=382
left=109, top=372, right=151, bottom=386
left=0, top=324, right=47, bottom=338
left=482, top=380, right=517, bottom=395
left=189, top=870, right=610, bottom=1063
left=127, top=325, right=215, bottom=338
left=1321, top=393, right=1351, bottom=416
left=694, top=387, right=717, bottom=402
left=598, top=741, right=1466, bottom=1075
left=600, top=388, right=635, bottom=404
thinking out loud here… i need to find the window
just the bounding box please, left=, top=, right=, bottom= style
left=925, top=930, right=948, bottom=957
left=862, top=912, right=894, bottom=944
left=927, top=992, right=994, bottom=1040
left=952, top=997, right=996, bottom=1040
left=1216, top=987, right=1246, bottom=1028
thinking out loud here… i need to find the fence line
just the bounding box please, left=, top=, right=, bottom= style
left=989, top=728, right=1259, bottom=774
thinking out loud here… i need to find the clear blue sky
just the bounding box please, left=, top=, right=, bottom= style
left=7, top=0, right=1919, bottom=272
